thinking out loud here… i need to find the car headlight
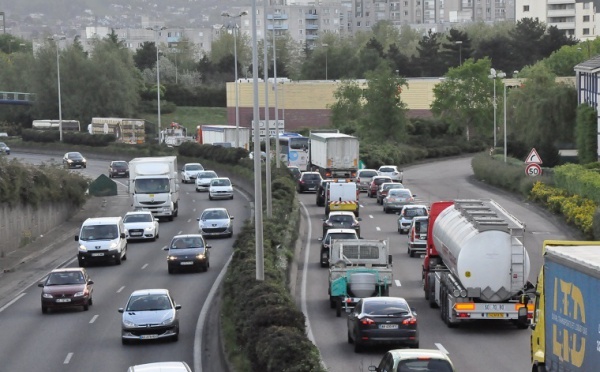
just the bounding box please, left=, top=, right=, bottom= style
left=109, top=242, right=118, bottom=250
left=122, top=319, right=137, bottom=328
left=82, top=159, right=87, bottom=163
left=160, top=314, right=175, bottom=326
left=74, top=291, right=85, bottom=297
left=145, top=226, right=154, bottom=231
left=42, top=293, right=53, bottom=299
left=196, top=254, right=206, bottom=260
left=67, top=159, right=73, bottom=163
left=167, top=255, right=178, bottom=261
left=79, top=245, right=88, bottom=252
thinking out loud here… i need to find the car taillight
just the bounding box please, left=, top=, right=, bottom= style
left=411, top=227, right=416, bottom=241
left=360, top=317, right=375, bottom=325
left=402, top=317, right=417, bottom=325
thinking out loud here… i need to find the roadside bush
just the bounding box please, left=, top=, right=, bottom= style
left=554, top=163, right=600, bottom=204
left=178, top=142, right=249, bottom=165
left=255, top=326, right=324, bottom=372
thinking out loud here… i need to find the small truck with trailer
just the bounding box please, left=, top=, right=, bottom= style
left=422, top=199, right=533, bottom=328
left=328, top=239, right=393, bottom=317
left=128, top=156, right=180, bottom=221
left=530, top=240, right=600, bottom=372
left=309, top=132, right=359, bottom=179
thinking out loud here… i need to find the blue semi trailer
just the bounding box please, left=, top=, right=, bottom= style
left=530, top=241, right=600, bottom=372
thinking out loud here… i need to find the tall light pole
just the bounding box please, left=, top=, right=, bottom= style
left=455, top=40, right=463, bottom=66
left=503, top=82, right=508, bottom=163
left=488, top=68, right=505, bottom=149
left=263, top=1, right=273, bottom=218
left=322, top=43, right=328, bottom=80
left=148, top=26, right=167, bottom=144
left=49, top=35, right=66, bottom=142
left=272, top=20, right=280, bottom=168
left=250, top=0, right=265, bottom=281
left=222, top=11, right=248, bottom=149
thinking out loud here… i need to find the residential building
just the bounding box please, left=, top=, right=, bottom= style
left=516, top=0, right=597, bottom=40
left=574, top=56, right=600, bottom=159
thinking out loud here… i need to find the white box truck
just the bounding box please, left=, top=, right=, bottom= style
left=199, top=125, right=250, bottom=150
left=309, top=132, right=359, bottom=179
left=128, top=156, right=179, bottom=221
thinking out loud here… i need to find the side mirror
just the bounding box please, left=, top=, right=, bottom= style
left=206, top=245, right=212, bottom=249
left=120, top=233, right=126, bottom=239
left=230, top=216, right=234, bottom=220
left=318, top=237, right=323, bottom=241
left=38, top=282, right=44, bottom=288
left=196, top=218, right=200, bottom=221
left=88, top=280, right=94, bottom=285
left=175, top=304, right=182, bottom=310
left=357, top=217, right=362, bottom=221
left=154, top=218, right=159, bottom=222
left=118, top=308, right=124, bottom=313
left=162, top=247, right=169, bottom=251
left=74, top=236, right=79, bottom=241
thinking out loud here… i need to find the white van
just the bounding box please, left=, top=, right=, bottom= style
left=75, top=217, right=127, bottom=267
left=325, top=180, right=360, bottom=217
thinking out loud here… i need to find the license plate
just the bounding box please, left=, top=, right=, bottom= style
left=131, top=232, right=142, bottom=236
left=180, top=261, right=194, bottom=265
left=140, top=334, right=158, bottom=340
left=56, top=298, right=71, bottom=303
left=379, top=324, right=398, bottom=329
left=91, top=252, right=104, bottom=257
left=488, top=313, right=505, bottom=318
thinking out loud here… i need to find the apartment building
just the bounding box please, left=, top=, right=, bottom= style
left=516, top=0, right=597, bottom=39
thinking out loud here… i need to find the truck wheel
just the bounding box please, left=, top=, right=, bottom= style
left=347, top=330, right=353, bottom=344
left=122, top=246, right=127, bottom=261
left=78, top=259, right=86, bottom=268
left=115, top=254, right=121, bottom=265
left=168, top=215, right=174, bottom=221
left=355, top=210, right=359, bottom=217
left=534, top=364, right=547, bottom=372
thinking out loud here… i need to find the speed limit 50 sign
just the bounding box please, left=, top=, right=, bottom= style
left=525, top=163, right=542, bottom=177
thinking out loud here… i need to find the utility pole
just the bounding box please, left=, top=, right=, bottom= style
left=263, top=0, right=272, bottom=218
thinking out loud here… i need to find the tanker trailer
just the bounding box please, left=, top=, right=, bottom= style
left=421, top=199, right=533, bottom=328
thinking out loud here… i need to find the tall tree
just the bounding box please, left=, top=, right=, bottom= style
left=508, top=18, right=547, bottom=72
left=441, top=29, right=472, bottom=71
left=575, top=104, right=598, bottom=164
left=413, top=30, right=445, bottom=77
left=328, top=80, right=364, bottom=135
left=430, top=58, right=494, bottom=140
left=541, top=26, right=578, bottom=58
left=134, top=41, right=158, bottom=71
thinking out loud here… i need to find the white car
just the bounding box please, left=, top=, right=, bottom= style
left=377, top=165, right=403, bottom=183
left=181, top=163, right=204, bottom=183
left=208, top=177, right=234, bottom=200
left=195, top=170, right=218, bottom=192
left=397, top=204, right=429, bottom=234
left=123, top=211, right=159, bottom=241
left=197, top=207, right=234, bottom=238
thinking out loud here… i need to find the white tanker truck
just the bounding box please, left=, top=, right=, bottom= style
left=421, top=199, right=534, bottom=328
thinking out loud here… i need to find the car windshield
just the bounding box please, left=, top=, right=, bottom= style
left=379, top=167, right=395, bottom=172
left=329, top=215, right=354, bottom=223
left=124, top=214, right=153, bottom=223
left=134, top=178, right=170, bottom=193
left=198, top=171, right=217, bottom=179
left=171, top=237, right=205, bottom=249
left=112, top=162, right=127, bottom=168
left=404, top=208, right=428, bottom=217
left=0, top=142, right=7, bottom=147
left=211, top=179, right=231, bottom=187
left=127, top=294, right=172, bottom=311
left=363, top=301, right=409, bottom=316
left=46, top=271, right=85, bottom=285
left=375, top=178, right=391, bottom=185
left=359, top=170, right=378, bottom=177
left=383, top=184, right=403, bottom=191
left=79, top=225, right=118, bottom=240
left=68, top=152, right=83, bottom=159
left=302, top=174, right=321, bottom=180
left=202, top=210, right=228, bottom=220
left=389, top=189, right=411, bottom=197
left=397, top=359, right=454, bottom=372
left=185, top=164, right=203, bottom=171
left=326, top=233, right=357, bottom=243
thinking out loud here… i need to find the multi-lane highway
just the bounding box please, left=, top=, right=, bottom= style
left=297, top=156, right=578, bottom=372
left=0, top=152, right=251, bottom=371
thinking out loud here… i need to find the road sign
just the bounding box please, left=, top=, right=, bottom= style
left=525, top=163, right=542, bottom=177
left=525, top=148, right=543, bottom=164
left=358, top=160, right=366, bottom=169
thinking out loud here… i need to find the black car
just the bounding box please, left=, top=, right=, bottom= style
left=316, top=179, right=334, bottom=206
left=297, top=172, right=322, bottom=193
left=163, top=234, right=211, bottom=273
left=288, top=166, right=302, bottom=181
left=63, top=152, right=87, bottom=169
left=109, top=160, right=129, bottom=178
left=347, top=297, right=419, bottom=353
left=322, top=211, right=361, bottom=237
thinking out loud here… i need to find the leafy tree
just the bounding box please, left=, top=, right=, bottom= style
left=575, top=104, right=597, bottom=164
left=328, top=80, right=364, bottom=134
left=543, top=44, right=587, bottom=76
left=430, top=58, right=494, bottom=141
left=473, top=35, right=514, bottom=75
left=413, top=30, right=445, bottom=77
left=370, top=21, right=402, bottom=52
left=359, top=64, right=409, bottom=143
left=134, top=42, right=158, bottom=71
left=541, top=26, right=578, bottom=58
left=386, top=43, right=414, bottom=77
left=441, top=29, right=472, bottom=71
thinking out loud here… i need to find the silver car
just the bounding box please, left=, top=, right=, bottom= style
left=197, top=207, right=234, bottom=238
left=209, top=177, right=234, bottom=200
left=356, top=169, right=378, bottom=192
left=397, top=204, right=429, bottom=234
left=382, top=188, right=415, bottom=214
left=118, top=288, right=181, bottom=344
left=377, top=165, right=403, bottom=183
left=181, top=163, right=204, bottom=183
left=407, top=216, right=429, bottom=257
left=195, top=170, right=218, bottom=192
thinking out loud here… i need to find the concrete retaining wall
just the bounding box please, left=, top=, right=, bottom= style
left=0, top=202, right=75, bottom=258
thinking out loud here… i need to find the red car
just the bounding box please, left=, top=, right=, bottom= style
left=367, top=176, right=392, bottom=198
left=38, top=267, right=94, bottom=313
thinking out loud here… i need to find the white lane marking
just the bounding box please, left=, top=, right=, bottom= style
left=435, top=343, right=449, bottom=354
left=89, top=315, right=99, bottom=324
left=359, top=204, right=364, bottom=208
left=63, top=353, right=73, bottom=364
left=116, top=286, right=125, bottom=293
left=141, top=263, right=148, bottom=270
left=395, top=280, right=401, bottom=287
left=0, top=293, right=27, bottom=313
left=376, top=227, right=381, bottom=231
left=178, top=230, right=183, bottom=235
left=369, top=215, right=374, bottom=219
left=187, top=219, right=191, bottom=223
left=195, top=187, right=252, bottom=372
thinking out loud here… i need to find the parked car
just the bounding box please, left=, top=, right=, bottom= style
left=163, top=234, right=211, bottom=273
left=316, top=179, right=334, bottom=207
left=108, top=160, right=129, bottom=178
left=383, top=188, right=416, bottom=214
left=318, top=228, right=360, bottom=267
left=181, top=163, right=204, bottom=183
left=197, top=207, right=234, bottom=238
left=397, top=204, right=429, bottom=234
left=195, top=170, right=218, bottom=192
left=297, top=171, right=323, bottom=193
left=208, top=177, right=234, bottom=200
left=367, top=176, right=392, bottom=198
left=288, top=165, right=302, bottom=181
left=407, top=216, right=429, bottom=257
left=63, top=152, right=87, bottom=169
left=119, top=288, right=181, bottom=344
left=347, top=297, right=419, bottom=353
left=368, top=349, right=456, bottom=372
left=0, top=141, right=10, bottom=155
left=123, top=210, right=159, bottom=241
left=127, top=362, right=192, bottom=372
left=322, top=211, right=361, bottom=237
left=356, top=169, right=378, bottom=192
left=376, top=182, right=405, bottom=204
left=38, top=268, right=93, bottom=313
left=377, top=165, right=403, bottom=183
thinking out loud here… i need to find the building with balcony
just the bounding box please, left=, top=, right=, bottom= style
left=516, top=0, right=597, bottom=40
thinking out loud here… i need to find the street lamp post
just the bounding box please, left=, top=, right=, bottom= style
left=504, top=82, right=508, bottom=163
left=322, top=43, right=328, bottom=80
left=148, top=26, right=167, bottom=144
left=263, top=1, right=273, bottom=218
left=272, top=22, right=280, bottom=168
left=221, top=11, right=248, bottom=149
left=49, top=35, right=66, bottom=142
left=488, top=68, right=505, bottom=149
left=455, top=40, right=463, bottom=66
